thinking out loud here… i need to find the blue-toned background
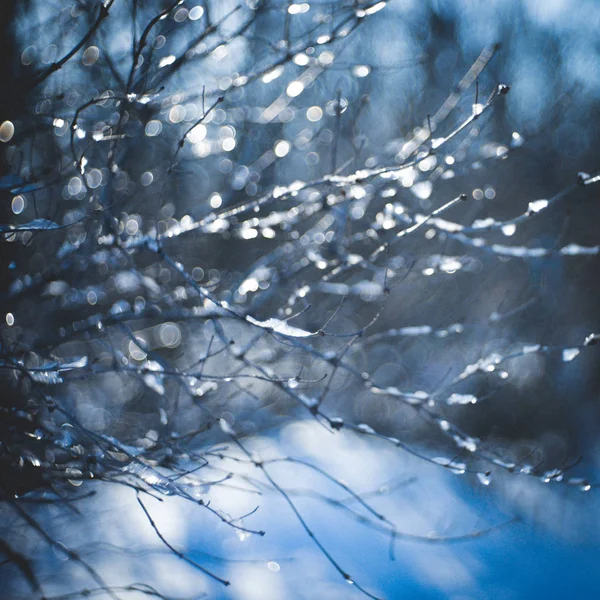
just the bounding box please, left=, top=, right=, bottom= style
left=3, top=0, right=600, bottom=598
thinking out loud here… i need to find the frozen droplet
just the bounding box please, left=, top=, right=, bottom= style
left=159, top=407, right=168, bottom=425
left=454, top=435, right=478, bottom=452
left=472, top=217, right=496, bottom=229
left=562, top=348, right=580, bottom=362
left=59, top=356, right=88, bottom=371
left=492, top=458, right=516, bottom=470
left=541, top=469, right=563, bottom=483
left=352, top=65, right=371, bottom=78
left=560, top=244, right=599, bottom=256
left=363, top=1, right=386, bottom=15
left=246, top=316, right=312, bottom=337
left=288, top=3, right=309, bottom=14
left=447, top=393, right=478, bottom=405
left=235, top=521, right=251, bottom=542
left=527, top=199, right=548, bottom=214
left=450, top=463, right=466, bottom=475
left=143, top=361, right=165, bottom=395
left=219, top=418, right=236, bottom=436
left=357, top=423, right=375, bottom=434
left=439, top=257, right=462, bottom=274
left=501, top=223, right=516, bottom=237
left=158, top=55, right=176, bottom=68
left=433, top=457, right=466, bottom=474
left=287, top=378, right=299, bottom=389
left=477, top=471, right=492, bottom=486
left=510, top=132, right=524, bottom=148
left=472, top=103, right=484, bottom=116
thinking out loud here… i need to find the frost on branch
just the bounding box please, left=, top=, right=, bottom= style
left=1, top=1, right=600, bottom=598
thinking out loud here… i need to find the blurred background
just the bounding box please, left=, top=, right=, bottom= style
left=1, top=0, right=600, bottom=598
